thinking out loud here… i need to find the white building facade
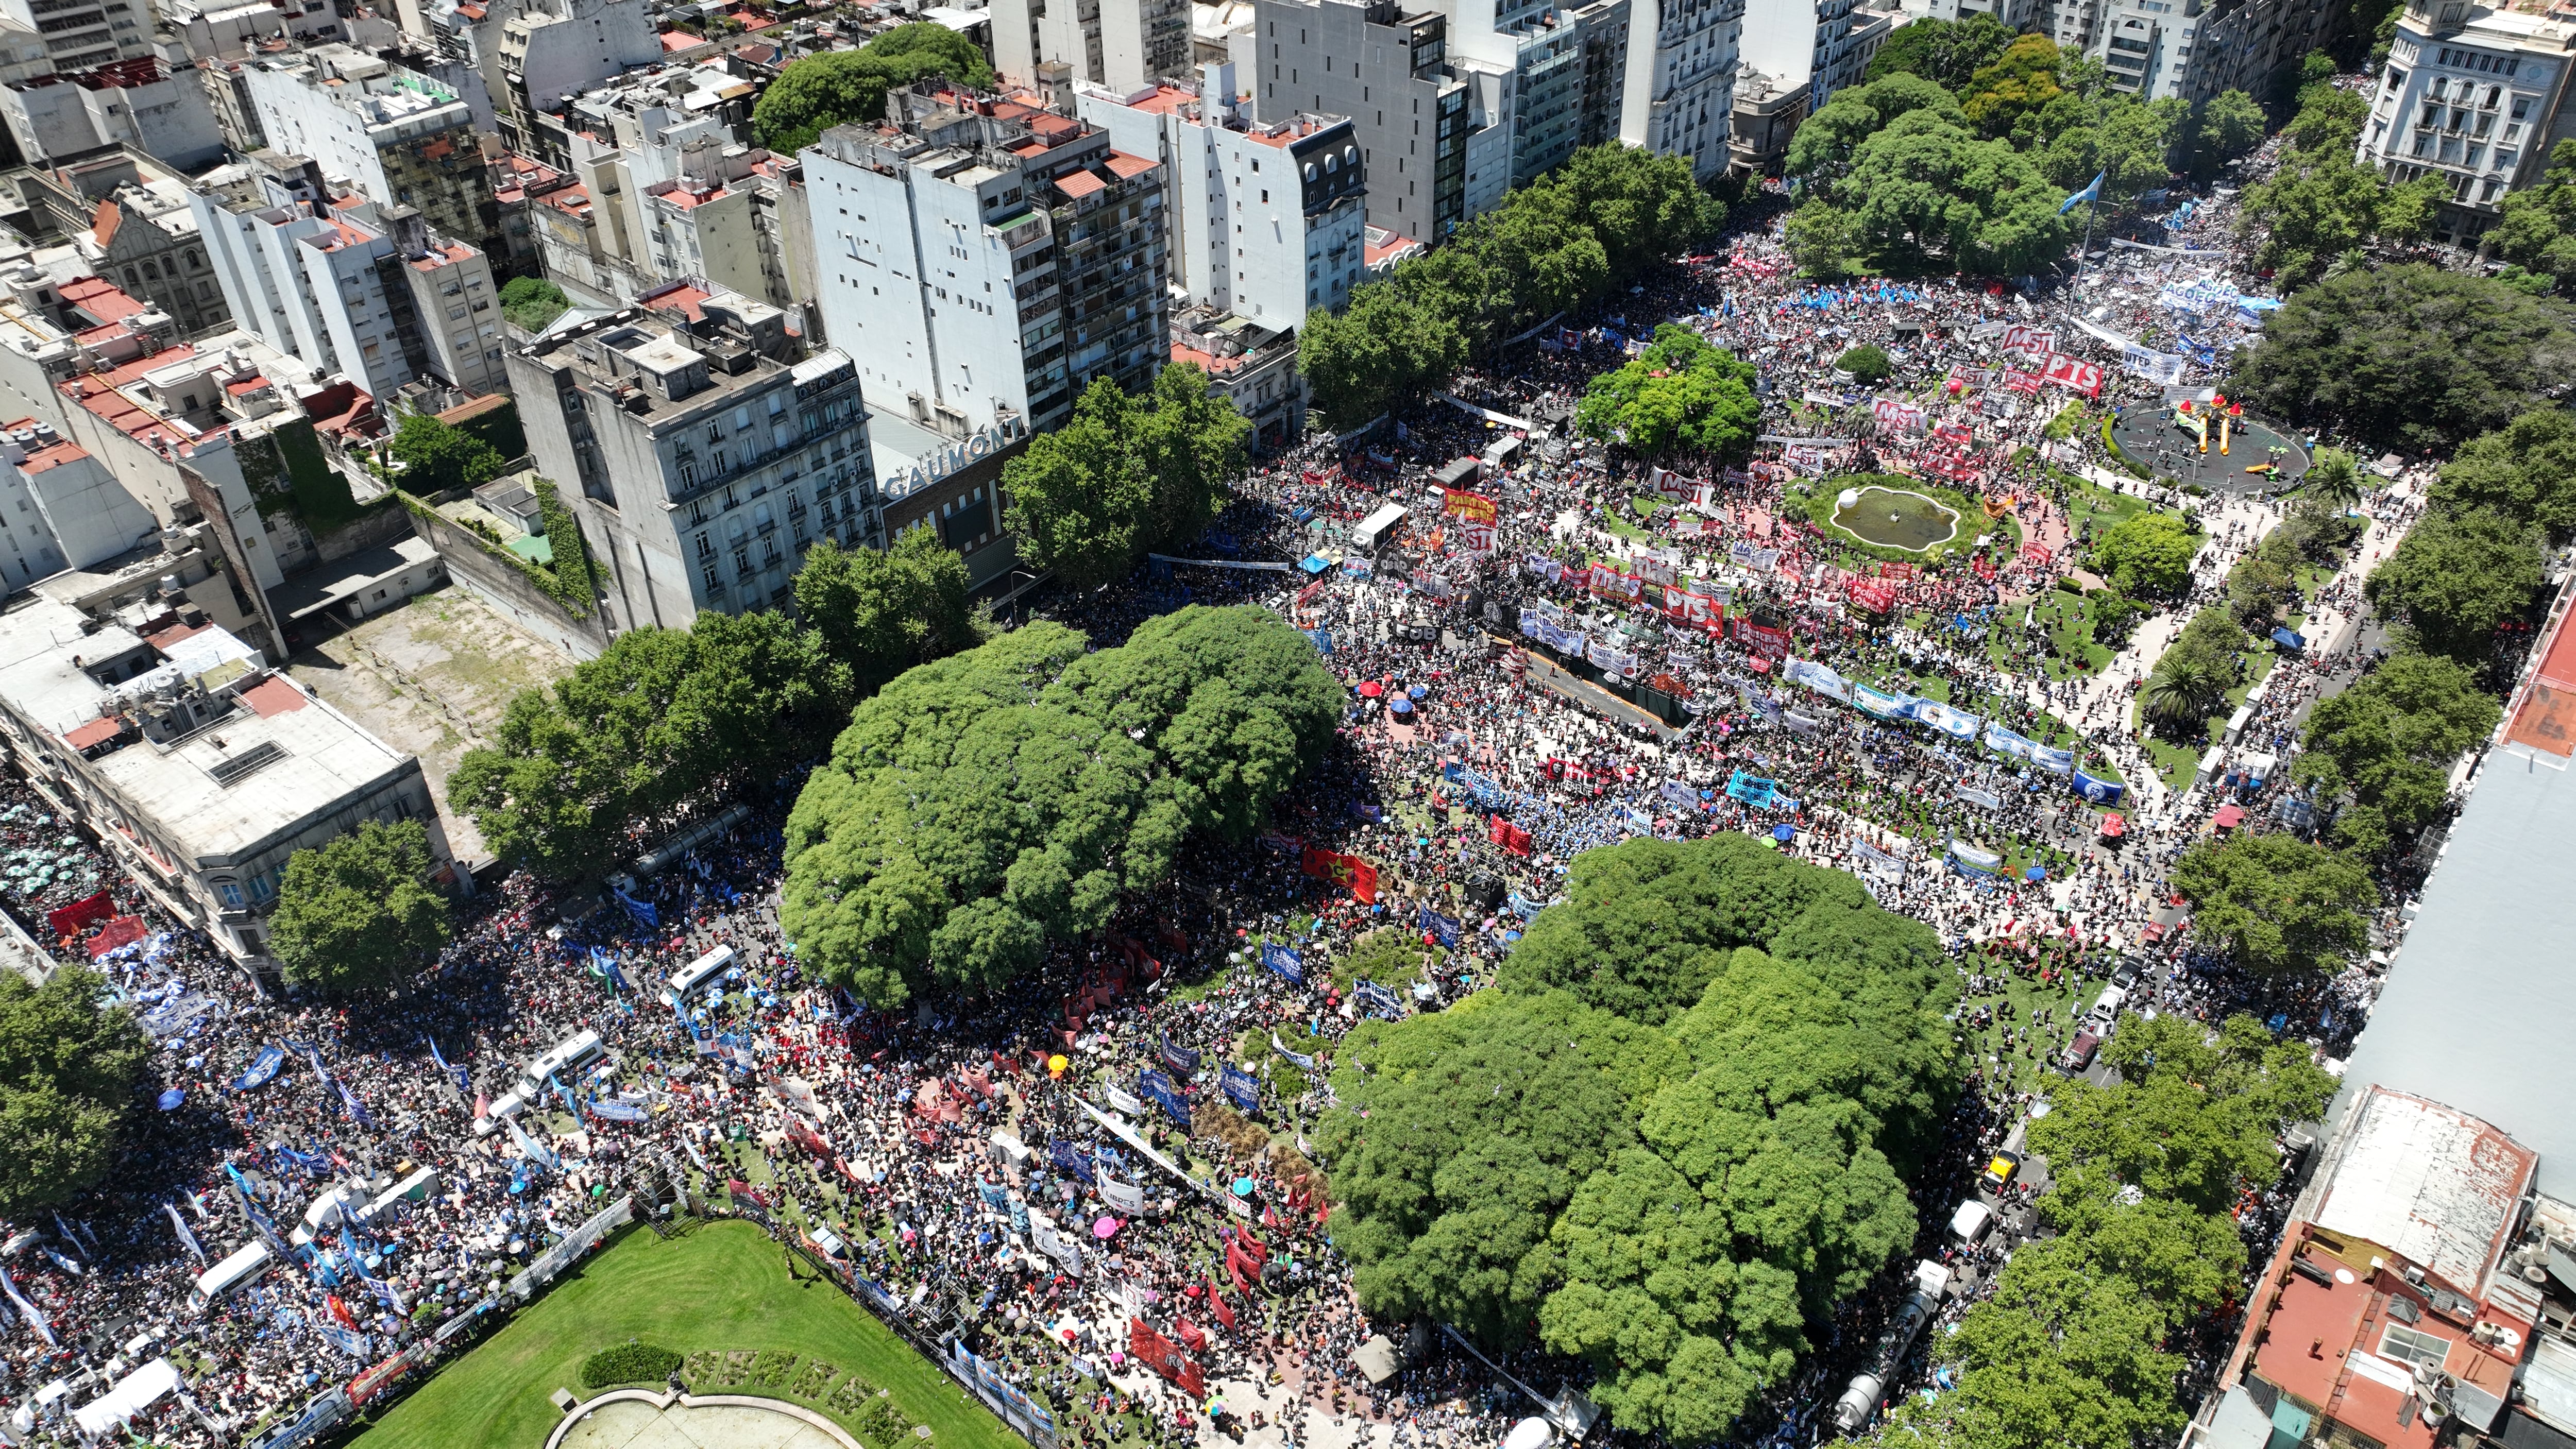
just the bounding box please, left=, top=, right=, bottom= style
left=1622, top=0, right=1742, bottom=178
left=2358, top=0, right=2576, bottom=245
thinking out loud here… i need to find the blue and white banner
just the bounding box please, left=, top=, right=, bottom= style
left=586, top=1099, right=647, bottom=1122
left=1984, top=722, right=2037, bottom=761
left=0, top=1266, right=54, bottom=1347
left=1159, top=1034, right=1201, bottom=1076
left=1353, top=982, right=1406, bottom=1018
left=1259, top=942, right=1304, bottom=986
left=165, top=1202, right=206, bottom=1266
left=1726, top=769, right=1782, bottom=808
left=1954, top=783, right=2004, bottom=811
left=422, top=1036, right=470, bottom=1096
left=1853, top=684, right=1916, bottom=719
left=1947, top=841, right=2004, bottom=877
left=1785, top=658, right=1853, bottom=704
left=2071, top=769, right=2127, bottom=805
left=1270, top=1033, right=1317, bottom=1070
left=611, top=890, right=658, bottom=929
left=1138, top=1069, right=1190, bottom=1129
left=1846, top=838, right=1907, bottom=882
left=1917, top=701, right=1982, bottom=739
left=1049, top=1138, right=1095, bottom=1184
left=231, top=1045, right=286, bottom=1093
left=1417, top=904, right=1460, bottom=945
left=1220, top=1064, right=1261, bottom=1114
left=2031, top=744, right=2075, bottom=775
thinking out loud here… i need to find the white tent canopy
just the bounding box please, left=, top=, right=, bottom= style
left=72, top=1357, right=179, bottom=1437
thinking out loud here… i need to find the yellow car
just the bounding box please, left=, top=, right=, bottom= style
left=1980, top=1151, right=2022, bottom=1196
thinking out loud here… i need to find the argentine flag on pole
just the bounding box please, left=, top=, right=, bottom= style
left=2059, top=172, right=2105, bottom=214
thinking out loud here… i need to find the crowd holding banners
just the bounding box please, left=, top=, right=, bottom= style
left=0, top=168, right=2418, bottom=1449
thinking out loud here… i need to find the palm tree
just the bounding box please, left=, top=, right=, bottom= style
left=2141, top=651, right=2230, bottom=734
left=2304, top=448, right=2365, bottom=510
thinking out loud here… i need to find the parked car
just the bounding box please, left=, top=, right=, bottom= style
left=2063, top=1031, right=2102, bottom=1072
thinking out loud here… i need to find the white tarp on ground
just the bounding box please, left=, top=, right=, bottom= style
left=73, top=1357, right=178, bottom=1436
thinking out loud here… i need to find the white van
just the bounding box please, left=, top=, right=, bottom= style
left=1948, top=1200, right=1995, bottom=1246
left=514, top=1028, right=605, bottom=1100
left=2087, top=985, right=2126, bottom=1030
left=662, top=945, right=734, bottom=1007
left=190, top=1241, right=270, bottom=1310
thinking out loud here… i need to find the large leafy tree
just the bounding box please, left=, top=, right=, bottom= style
left=779, top=607, right=1340, bottom=1004
left=1001, top=370, right=1250, bottom=589
left=0, top=966, right=145, bottom=1215
left=2364, top=504, right=2548, bottom=661
left=2428, top=407, right=2576, bottom=539
left=2235, top=146, right=2444, bottom=288
left=270, top=820, right=452, bottom=993
left=1133, top=362, right=1254, bottom=552
left=1299, top=281, right=1468, bottom=430
left=2034, top=94, right=2185, bottom=207
left=2173, top=832, right=2377, bottom=977
left=750, top=25, right=995, bottom=155
left=388, top=412, right=504, bottom=496
left=1328, top=837, right=1957, bottom=1445
left=1844, top=109, right=2072, bottom=275
left=1574, top=324, right=1760, bottom=459
left=1786, top=72, right=1965, bottom=179
left=790, top=527, right=981, bottom=701
left=2090, top=510, right=2200, bottom=598
left=1860, top=12, right=2014, bottom=90
left=2295, top=653, right=2499, bottom=854
left=2491, top=140, right=2576, bottom=291
left=2226, top=264, right=2576, bottom=452
left=2185, top=88, right=2268, bottom=178
left=1959, top=36, right=2065, bottom=138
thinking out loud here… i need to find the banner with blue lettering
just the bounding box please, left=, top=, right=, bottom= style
left=1260, top=942, right=1304, bottom=986
left=1138, top=1069, right=1191, bottom=1129
left=1984, top=721, right=2037, bottom=761
left=2030, top=743, right=2075, bottom=775
left=2071, top=769, right=2127, bottom=805
left=1352, top=982, right=1406, bottom=1018
left=1270, top=1032, right=1317, bottom=1070
left=1220, top=1064, right=1261, bottom=1113
left=1159, top=1034, right=1201, bottom=1076
left=231, top=1045, right=285, bottom=1093
left=611, top=890, right=658, bottom=929
left=1049, top=1138, right=1095, bottom=1184
left=1853, top=684, right=1916, bottom=719
left=1947, top=840, right=2004, bottom=877
left=1416, top=904, right=1460, bottom=945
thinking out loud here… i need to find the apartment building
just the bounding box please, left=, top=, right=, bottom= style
left=2355, top=0, right=2576, bottom=245
left=1248, top=0, right=1477, bottom=242
left=492, top=0, right=660, bottom=150
left=991, top=0, right=1193, bottom=94
left=506, top=287, right=874, bottom=624
left=1171, top=304, right=1301, bottom=449
left=12, top=149, right=231, bottom=334
left=801, top=82, right=1172, bottom=436
left=0, top=0, right=150, bottom=75
left=1448, top=0, right=1632, bottom=184
left=0, top=57, right=223, bottom=169
left=191, top=154, right=509, bottom=398
left=1622, top=0, right=1742, bottom=179
left=241, top=46, right=505, bottom=262
left=1075, top=63, right=1366, bottom=326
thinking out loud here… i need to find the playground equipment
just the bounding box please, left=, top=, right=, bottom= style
left=2173, top=394, right=2246, bottom=456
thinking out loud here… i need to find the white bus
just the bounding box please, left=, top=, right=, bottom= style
left=662, top=945, right=735, bottom=1007
left=190, top=1241, right=270, bottom=1310
left=514, top=1028, right=605, bottom=1101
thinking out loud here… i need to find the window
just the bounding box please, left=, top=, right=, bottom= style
left=216, top=879, right=244, bottom=909
left=2381, top=1325, right=2449, bottom=1372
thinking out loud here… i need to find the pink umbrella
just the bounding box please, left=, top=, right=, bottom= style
left=1093, top=1216, right=1122, bottom=1239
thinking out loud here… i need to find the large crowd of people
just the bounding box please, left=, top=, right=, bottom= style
left=0, top=173, right=2430, bottom=1449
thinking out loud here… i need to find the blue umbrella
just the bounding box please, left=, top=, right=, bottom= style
left=1772, top=824, right=1795, bottom=842
left=1232, top=1177, right=1256, bottom=1197
left=156, top=1087, right=184, bottom=1111
left=2024, top=865, right=2047, bottom=882
left=1408, top=684, right=1428, bottom=700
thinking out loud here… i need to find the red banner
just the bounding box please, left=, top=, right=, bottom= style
left=2040, top=353, right=2102, bottom=397
left=1846, top=580, right=1897, bottom=613
left=1128, top=1320, right=1206, bottom=1396
left=1877, top=560, right=1918, bottom=580
left=1209, top=1281, right=1235, bottom=1329
left=2002, top=325, right=2056, bottom=356
left=85, top=915, right=146, bottom=958
left=2001, top=368, right=2044, bottom=394
left=1587, top=564, right=1642, bottom=602
left=1299, top=848, right=1379, bottom=903
left=1442, top=488, right=1498, bottom=525
left=1488, top=815, right=1532, bottom=856
left=2021, top=541, right=2055, bottom=564
left=46, top=889, right=111, bottom=939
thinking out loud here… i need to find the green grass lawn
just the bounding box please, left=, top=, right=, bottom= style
left=1987, top=590, right=2117, bottom=682
left=351, top=1221, right=1019, bottom=1449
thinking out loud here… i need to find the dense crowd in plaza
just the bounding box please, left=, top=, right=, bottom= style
left=0, top=167, right=2424, bottom=1449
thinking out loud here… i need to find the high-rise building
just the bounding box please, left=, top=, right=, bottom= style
left=241, top=46, right=505, bottom=263
left=0, top=57, right=223, bottom=171
left=801, top=82, right=1172, bottom=436
left=992, top=0, right=1194, bottom=95
left=1446, top=0, right=1633, bottom=184
left=2022, top=0, right=2330, bottom=104
left=492, top=0, right=661, bottom=152
left=2357, top=0, right=2576, bottom=246
left=506, top=286, right=874, bottom=623
left=191, top=155, right=510, bottom=399
left=1622, top=0, right=1742, bottom=179
left=1074, top=63, right=1366, bottom=327
left=0, top=0, right=149, bottom=76
left=1249, top=0, right=1480, bottom=242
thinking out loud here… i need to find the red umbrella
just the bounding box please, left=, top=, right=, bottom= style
left=1358, top=681, right=1384, bottom=698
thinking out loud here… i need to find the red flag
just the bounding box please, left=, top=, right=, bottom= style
left=1209, top=1281, right=1235, bottom=1329
left=1177, top=1318, right=1207, bottom=1352
left=326, top=1294, right=358, bottom=1329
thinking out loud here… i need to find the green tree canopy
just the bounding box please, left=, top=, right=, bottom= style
left=2493, top=140, right=2576, bottom=292
left=1844, top=109, right=2072, bottom=275
left=1327, top=837, right=1959, bottom=1445
left=2090, top=510, right=2200, bottom=597
left=2235, top=144, right=2444, bottom=289
left=1836, top=345, right=1893, bottom=383
left=791, top=527, right=981, bottom=700
left=0, top=966, right=145, bottom=1215
left=388, top=411, right=505, bottom=496
left=1574, top=325, right=1760, bottom=459
left=2363, top=504, right=2548, bottom=661
left=499, top=276, right=569, bottom=333
left=779, top=607, right=1340, bottom=1005
left=2140, top=606, right=2245, bottom=735
left=1000, top=369, right=1250, bottom=589
left=2295, top=652, right=2500, bottom=854
left=2185, top=88, right=2268, bottom=178
left=1960, top=36, right=2065, bottom=138
left=1299, top=281, right=1469, bottom=429
left=2428, top=407, right=2576, bottom=539
left=750, top=25, right=996, bottom=154
left=271, top=819, right=451, bottom=993
left=1860, top=12, right=2015, bottom=90
left=2173, top=832, right=2377, bottom=976
left=1786, top=72, right=1966, bottom=178
left=2226, top=264, right=2576, bottom=452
